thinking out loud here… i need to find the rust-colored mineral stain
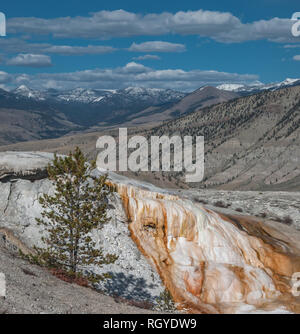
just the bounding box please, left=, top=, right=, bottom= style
left=112, top=180, right=300, bottom=314
left=183, top=263, right=205, bottom=297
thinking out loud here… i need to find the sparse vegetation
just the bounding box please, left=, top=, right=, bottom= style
left=281, top=215, right=294, bottom=226
left=155, top=289, right=177, bottom=312
left=194, top=197, right=208, bottom=205
left=273, top=215, right=293, bottom=226
left=213, top=201, right=230, bottom=208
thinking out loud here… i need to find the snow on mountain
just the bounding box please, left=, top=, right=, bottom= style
left=216, top=83, right=248, bottom=91
left=217, top=78, right=300, bottom=94
left=11, top=79, right=300, bottom=106
left=13, top=85, right=47, bottom=101
left=11, top=86, right=185, bottom=106
left=11, top=78, right=300, bottom=105
left=119, top=87, right=186, bottom=103
left=54, top=88, right=113, bottom=104
left=262, top=78, right=300, bottom=90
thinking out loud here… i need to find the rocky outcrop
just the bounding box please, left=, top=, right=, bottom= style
left=0, top=152, right=300, bottom=313
left=0, top=152, right=164, bottom=303
left=0, top=152, right=52, bottom=182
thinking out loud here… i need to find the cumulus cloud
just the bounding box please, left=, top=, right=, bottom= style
left=293, top=55, right=300, bottom=61
left=9, top=62, right=259, bottom=92
left=7, top=54, right=52, bottom=67
left=129, top=41, right=186, bottom=53
left=133, top=55, right=161, bottom=60
left=6, top=9, right=298, bottom=43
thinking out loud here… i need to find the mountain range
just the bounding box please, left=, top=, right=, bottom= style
left=0, top=77, right=298, bottom=142
left=216, top=78, right=300, bottom=94
left=0, top=77, right=299, bottom=192
left=0, top=86, right=186, bottom=145
left=1, top=78, right=299, bottom=191
left=8, top=77, right=300, bottom=102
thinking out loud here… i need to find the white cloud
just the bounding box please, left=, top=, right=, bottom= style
left=43, top=45, right=116, bottom=55
left=293, top=55, right=300, bottom=61
left=284, top=44, right=300, bottom=48
left=9, top=62, right=259, bottom=92
left=0, top=71, right=11, bottom=83
left=7, top=54, right=52, bottom=67
left=0, top=38, right=116, bottom=55
left=129, top=41, right=186, bottom=53
left=133, top=55, right=161, bottom=60
left=7, top=9, right=298, bottom=43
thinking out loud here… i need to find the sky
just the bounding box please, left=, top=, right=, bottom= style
left=0, top=0, right=300, bottom=92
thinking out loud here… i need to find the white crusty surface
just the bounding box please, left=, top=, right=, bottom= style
left=0, top=151, right=54, bottom=176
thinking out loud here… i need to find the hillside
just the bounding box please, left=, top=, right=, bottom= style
left=147, top=85, right=300, bottom=190
left=0, top=240, right=160, bottom=314
left=122, top=86, right=239, bottom=126
left=0, top=85, right=240, bottom=145
left=0, top=85, right=299, bottom=191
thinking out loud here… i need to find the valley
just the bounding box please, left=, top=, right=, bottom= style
left=1, top=80, right=299, bottom=191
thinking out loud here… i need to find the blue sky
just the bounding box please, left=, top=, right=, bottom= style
left=0, top=0, right=300, bottom=91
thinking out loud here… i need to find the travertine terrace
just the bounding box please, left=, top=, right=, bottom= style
left=114, top=178, right=300, bottom=313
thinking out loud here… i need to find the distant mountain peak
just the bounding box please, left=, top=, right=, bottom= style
left=281, top=78, right=300, bottom=85
left=13, top=85, right=46, bottom=101
left=216, top=84, right=246, bottom=91
left=216, top=78, right=300, bottom=94
left=15, top=85, right=31, bottom=92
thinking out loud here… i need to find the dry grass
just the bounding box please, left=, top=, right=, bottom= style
left=49, top=268, right=89, bottom=288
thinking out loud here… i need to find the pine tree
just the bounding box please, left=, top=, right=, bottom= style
left=35, top=147, right=117, bottom=282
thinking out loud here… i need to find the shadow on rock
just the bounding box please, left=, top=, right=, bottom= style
left=103, top=272, right=158, bottom=302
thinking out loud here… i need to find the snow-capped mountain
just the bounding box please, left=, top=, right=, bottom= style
left=217, top=78, right=300, bottom=94
left=122, top=87, right=185, bottom=102
left=12, top=85, right=47, bottom=101
left=99, top=87, right=186, bottom=106
left=11, top=79, right=300, bottom=105
left=53, top=88, right=114, bottom=104
left=55, top=87, right=186, bottom=105
left=262, top=78, right=300, bottom=91
left=5, top=85, right=187, bottom=130
left=10, top=85, right=186, bottom=105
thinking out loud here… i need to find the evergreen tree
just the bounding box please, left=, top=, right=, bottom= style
left=35, top=147, right=117, bottom=281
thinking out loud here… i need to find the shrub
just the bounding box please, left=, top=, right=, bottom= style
left=213, top=201, right=230, bottom=208
left=194, top=198, right=208, bottom=205
left=281, top=216, right=293, bottom=226
left=155, top=289, right=177, bottom=312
